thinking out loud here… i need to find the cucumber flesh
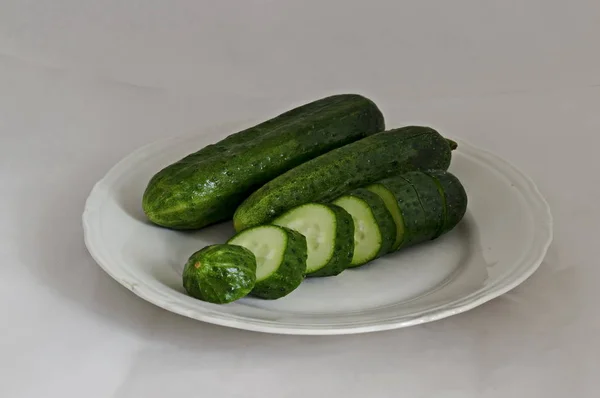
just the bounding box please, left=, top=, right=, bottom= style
left=333, top=189, right=395, bottom=267
left=366, top=183, right=405, bottom=250
left=229, top=226, right=286, bottom=281
left=273, top=203, right=354, bottom=277
left=333, top=196, right=379, bottom=266
left=228, top=225, right=307, bottom=299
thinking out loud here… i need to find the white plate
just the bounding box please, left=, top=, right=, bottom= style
left=82, top=123, right=553, bottom=335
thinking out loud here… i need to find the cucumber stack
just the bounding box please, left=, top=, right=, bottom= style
left=228, top=225, right=307, bottom=300
left=272, top=203, right=354, bottom=277
left=332, top=189, right=396, bottom=267
left=365, top=170, right=467, bottom=253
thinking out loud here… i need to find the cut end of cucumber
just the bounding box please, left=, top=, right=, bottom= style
left=273, top=203, right=336, bottom=273
left=366, top=184, right=405, bottom=251
left=228, top=225, right=286, bottom=282
left=333, top=196, right=382, bottom=267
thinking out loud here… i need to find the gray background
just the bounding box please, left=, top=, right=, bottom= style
left=1, top=1, right=598, bottom=397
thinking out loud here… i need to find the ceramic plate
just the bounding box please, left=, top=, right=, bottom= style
left=82, top=122, right=553, bottom=335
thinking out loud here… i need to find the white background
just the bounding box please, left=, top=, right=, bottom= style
left=1, top=1, right=599, bottom=397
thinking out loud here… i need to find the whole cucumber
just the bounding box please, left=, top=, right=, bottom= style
left=233, top=126, right=453, bottom=231
left=142, top=94, right=385, bottom=229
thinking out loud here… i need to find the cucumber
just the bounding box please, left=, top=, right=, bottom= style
left=425, top=170, right=468, bottom=236
left=272, top=203, right=354, bottom=277
left=227, top=225, right=307, bottom=299
left=233, top=126, right=452, bottom=231
left=368, top=170, right=467, bottom=251
left=142, top=94, right=385, bottom=230
left=365, top=184, right=405, bottom=250
left=182, top=244, right=256, bottom=304
left=397, top=171, right=445, bottom=244
left=332, top=188, right=396, bottom=267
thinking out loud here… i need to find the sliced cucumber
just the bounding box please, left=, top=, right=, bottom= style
left=227, top=225, right=307, bottom=299
left=425, top=170, right=468, bottom=237
left=272, top=203, right=354, bottom=277
left=374, top=175, right=429, bottom=249
left=332, top=188, right=396, bottom=267
left=365, top=183, right=405, bottom=250
left=400, top=171, right=444, bottom=242
left=374, top=171, right=457, bottom=250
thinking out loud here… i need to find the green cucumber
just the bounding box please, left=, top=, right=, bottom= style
left=368, top=170, right=467, bottom=251
left=227, top=225, right=307, bottom=299
left=142, top=94, right=384, bottom=230
left=272, top=203, right=354, bottom=277
left=365, top=183, right=405, bottom=250
left=233, top=126, right=452, bottom=231
left=182, top=244, right=256, bottom=304
left=425, top=170, right=468, bottom=236
left=398, top=171, right=445, bottom=243
left=332, top=189, right=396, bottom=267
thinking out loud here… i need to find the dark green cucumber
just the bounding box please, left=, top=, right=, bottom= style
left=227, top=225, right=307, bottom=299
left=425, top=170, right=468, bottom=236
left=272, top=203, right=354, bottom=277
left=368, top=170, right=467, bottom=251
left=399, top=171, right=445, bottom=243
left=182, top=244, right=256, bottom=304
left=369, top=175, right=435, bottom=249
left=233, top=126, right=452, bottom=231
left=365, top=183, right=405, bottom=250
left=143, top=94, right=385, bottom=230
left=332, top=188, right=396, bottom=267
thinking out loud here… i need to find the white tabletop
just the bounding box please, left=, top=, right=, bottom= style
left=1, top=1, right=599, bottom=397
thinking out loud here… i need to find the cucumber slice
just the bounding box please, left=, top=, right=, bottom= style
left=374, top=175, right=429, bottom=249
left=374, top=171, right=460, bottom=250
left=400, top=171, right=444, bottom=241
left=332, top=188, right=396, bottom=267
left=425, top=170, right=468, bottom=236
left=228, top=225, right=307, bottom=299
left=365, top=183, right=405, bottom=250
left=182, top=244, right=256, bottom=304
left=272, top=203, right=354, bottom=277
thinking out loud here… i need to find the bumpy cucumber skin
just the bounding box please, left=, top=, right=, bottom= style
left=425, top=170, right=468, bottom=236
left=307, top=203, right=355, bottom=277
left=375, top=176, right=426, bottom=249
left=182, top=244, right=257, bottom=304
left=342, top=188, right=396, bottom=265
left=249, top=227, right=308, bottom=300
left=233, top=126, right=452, bottom=231
left=365, top=183, right=405, bottom=251
left=377, top=170, right=467, bottom=250
left=142, top=94, right=385, bottom=230
left=399, top=171, right=445, bottom=243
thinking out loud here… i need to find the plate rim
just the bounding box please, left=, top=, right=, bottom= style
left=82, top=129, right=554, bottom=335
